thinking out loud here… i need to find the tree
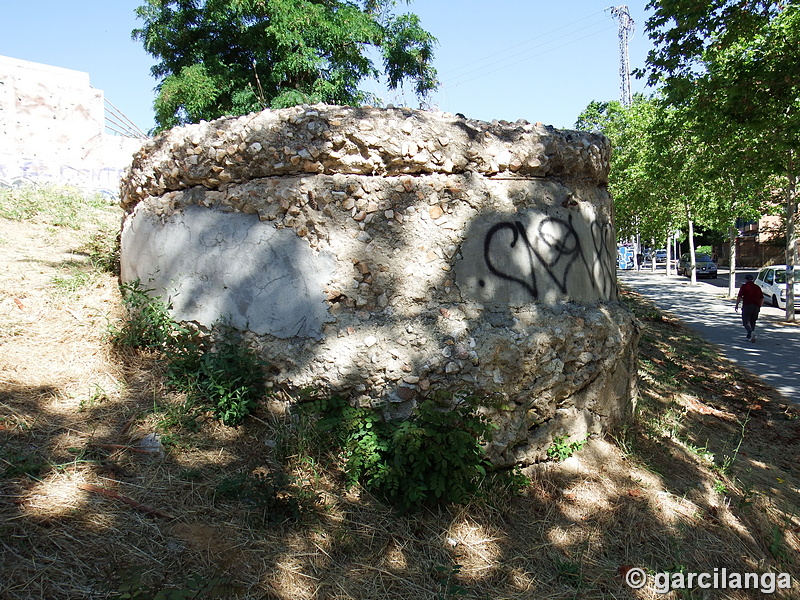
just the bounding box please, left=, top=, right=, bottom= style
left=133, top=0, right=438, bottom=131
left=577, top=91, right=771, bottom=287
left=640, top=0, right=800, bottom=319
left=677, top=106, right=773, bottom=295
left=577, top=97, right=672, bottom=255
left=577, top=96, right=699, bottom=277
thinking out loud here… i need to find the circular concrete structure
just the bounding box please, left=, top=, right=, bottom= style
left=120, top=104, right=639, bottom=466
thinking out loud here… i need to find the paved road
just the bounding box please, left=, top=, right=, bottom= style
left=618, top=268, right=800, bottom=403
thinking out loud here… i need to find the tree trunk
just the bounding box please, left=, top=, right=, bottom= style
left=651, top=239, right=657, bottom=272
left=786, top=163, right=797, bottom=322
left=728, top=224, right=737, bottom=298
left=636, top=232, right=641, bottom=270
left=688, top=218, right=697, bottom=285
left=665, top=235, right=673, bottom=276
left=684, top=201, right=695, bottom=284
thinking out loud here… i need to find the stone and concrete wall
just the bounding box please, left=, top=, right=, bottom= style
left=0, top=55, right=142, bottom=195
left=120, top=104, right=639, bottom=466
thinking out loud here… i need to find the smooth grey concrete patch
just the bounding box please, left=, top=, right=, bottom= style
left=121, top=204, right=335, bottom=339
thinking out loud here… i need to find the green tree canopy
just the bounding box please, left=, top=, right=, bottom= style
left=577, top=92, right=771, bottom=284
left=133, top=0, right=438, bottom=132
left=640, top=0, right=800, bottom=314
left=576, top=95, right=681, bottom=245
left=641, top=1, right=800, bottom=163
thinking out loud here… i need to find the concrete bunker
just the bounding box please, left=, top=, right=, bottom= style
left=119, top=104, right=639, bottom=466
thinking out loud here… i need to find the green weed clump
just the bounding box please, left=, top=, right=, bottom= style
left=216, top=470, right=317, bottom=523
left=302, top=393, right=496, bottom=513
left=166, top=333, right=266, bottom=427
left=110, top=280, right=266, bottom=426
left=111, top=282, right=522, bottom=513
left=547, top=435, right=587, bottom=462
left=0, top=183, right=111, bottom=229
left=51, top=268, right=98, bottom=296
left=77, top=226, right=120, bottom=273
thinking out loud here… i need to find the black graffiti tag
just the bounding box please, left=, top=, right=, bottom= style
left=482, top=221, right=539, bottom=297
left=481, top=215, right=613, bottom=299
left=589, top=219, right=616, bottom=297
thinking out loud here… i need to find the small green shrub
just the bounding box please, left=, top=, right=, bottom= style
left=163, top=330, right=266, bottom=427
left=155, top=395, right=204, bottom=433
left=547, top=435, right=587, bottom=462
left=110, top=281, right=185, bottom=350
left=303, top=393, right=495, bottom=512
left=216, top=470, right=315, bottom=523
left=111, top=280, right=266, bottom=426
left=114, top=567, right=234, bottom=600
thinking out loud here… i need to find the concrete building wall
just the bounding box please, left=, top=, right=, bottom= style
left=0, top=55, right=143, bottom=196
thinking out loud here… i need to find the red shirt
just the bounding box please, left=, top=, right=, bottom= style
left=738, top=281, right=763, bottom=306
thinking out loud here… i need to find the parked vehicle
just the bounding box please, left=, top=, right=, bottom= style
left=755, top=265, right=800, bottom=309
left=655, top=249, right=667, bottom=263
left=677, top=253, right=718, bottom=279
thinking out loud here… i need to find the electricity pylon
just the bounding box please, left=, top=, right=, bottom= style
left=608, top=5, right=635, bottom=107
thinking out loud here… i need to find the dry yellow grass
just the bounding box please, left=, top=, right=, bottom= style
left=1, top=187, right=799, bottom=599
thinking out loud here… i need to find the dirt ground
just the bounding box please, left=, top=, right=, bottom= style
left=1, top=188, right=799, bottom=599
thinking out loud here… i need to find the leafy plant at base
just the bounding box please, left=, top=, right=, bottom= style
left=216, top=470, right=313, bottom=523
left=109, top=281, right=186, bottom=351
left=547, top=435, right=587, bottom=462
left=111, top=281, right=266, bottom=426
left=166, top=331, right=266, bottom=427
left=303, top=393, right=496, bottom=513
left=114, top=567, right=234, bottom=600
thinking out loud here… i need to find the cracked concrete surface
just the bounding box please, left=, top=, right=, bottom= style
left=120, top=204, right=335, bottom=339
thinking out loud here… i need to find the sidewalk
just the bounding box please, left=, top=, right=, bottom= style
left=618, top=269, right=800, bottom=402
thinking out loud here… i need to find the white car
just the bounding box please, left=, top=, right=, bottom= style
left=755, top=265, right=800, bottom=309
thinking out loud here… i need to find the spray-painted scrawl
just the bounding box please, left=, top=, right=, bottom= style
left=456, top=207, right=617, bottom=306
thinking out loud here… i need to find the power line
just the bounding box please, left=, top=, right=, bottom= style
left=364, top=9, right=623, bottom=116
left=104, top=98, right=149, bottom=139
left=444, top=21, right=615, bottom=90
left=438, top=10, right=609, bottom=81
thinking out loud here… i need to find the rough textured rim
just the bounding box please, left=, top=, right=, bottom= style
left=121, top=104, right=610, bottom=210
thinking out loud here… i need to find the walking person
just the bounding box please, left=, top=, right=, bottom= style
left=735, top=274, right=763, bottom=342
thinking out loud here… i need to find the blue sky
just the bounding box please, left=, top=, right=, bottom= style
left=1, top=1, right=652, bottom=135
